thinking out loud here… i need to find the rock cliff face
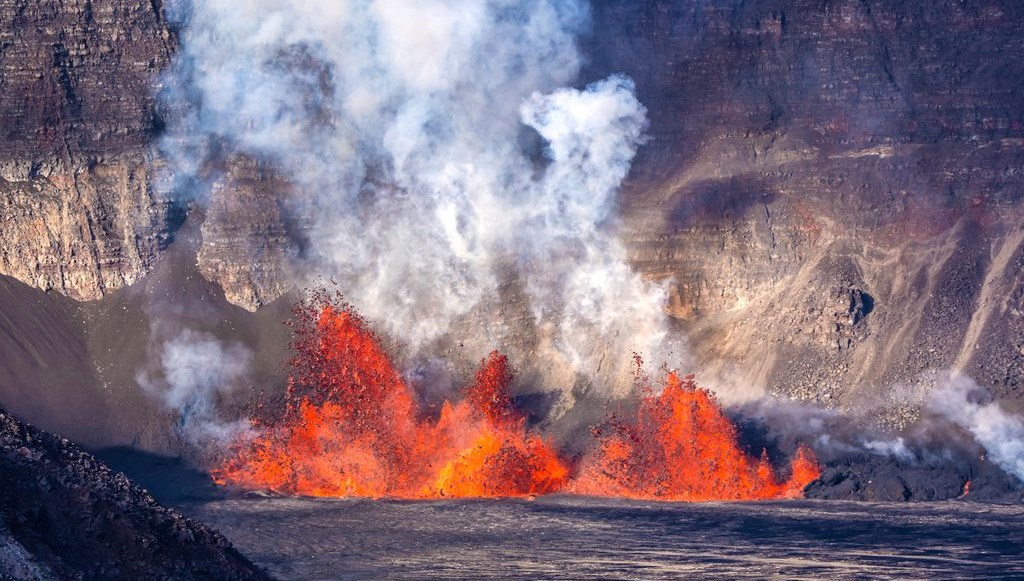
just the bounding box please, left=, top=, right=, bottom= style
left=0, top=153, right=180, bottom=300
left=1, top=0, right=1023, bottom=436
left=0, top=0, right=179, bottom=300
left=197, top=156, right=298, bottom=311
left=584, top=0, right=1024, bottom=412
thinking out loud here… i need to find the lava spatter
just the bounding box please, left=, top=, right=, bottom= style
left=213, top=293, right=568, bottom=498
left=214, top=293, right=818, bottom=501
left=571, top=373, right=821, bottom=501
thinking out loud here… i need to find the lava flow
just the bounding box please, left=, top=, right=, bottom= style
left=213, top=293, right=819, bottom=501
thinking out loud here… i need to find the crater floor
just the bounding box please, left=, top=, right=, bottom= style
left=182, top=496, right=1024, bottom=580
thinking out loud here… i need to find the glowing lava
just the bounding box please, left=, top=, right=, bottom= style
left=213, top=294, right=568, bottom=498
left=214, top=293, right=819, bottom=501
left=571, top=373, right=820, bottom=501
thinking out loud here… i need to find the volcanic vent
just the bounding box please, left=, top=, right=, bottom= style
left=214, top=291, right=819, bottom=501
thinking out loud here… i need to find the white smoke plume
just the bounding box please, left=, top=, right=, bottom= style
left=929, top=372, right=1024, bottom=482
left=137, top=330, right=253, bottom=446
left=159, top=0, right=671, bottom=388
left=861, top=437, right=915, bottom=462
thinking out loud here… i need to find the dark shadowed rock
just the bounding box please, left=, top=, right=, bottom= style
left=806, top=453, right=1024, bottom=503
left=0, top=407, right=272, bottom=580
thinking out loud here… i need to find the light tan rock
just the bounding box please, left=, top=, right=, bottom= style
left=0, top=154, right=176, bottom=300
left=197, top=158, right=297, bottom=311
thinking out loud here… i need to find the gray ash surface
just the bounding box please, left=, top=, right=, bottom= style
left=183, top=496, right=1024, bottom=580
left=0, top=408, right=271, bottom=581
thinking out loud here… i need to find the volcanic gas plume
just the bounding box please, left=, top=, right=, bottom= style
left=214, top=292, right=819, bottom=501
left=159, top=0, right=673, bottom=393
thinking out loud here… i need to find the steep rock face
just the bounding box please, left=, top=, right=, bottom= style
left=197, top=157, right=298, bottom=311
left=585, top=0, right=1024, bottom=408
left=0, top=153, right=179, bottom=300
left=0, top=0, right=178, bottom=300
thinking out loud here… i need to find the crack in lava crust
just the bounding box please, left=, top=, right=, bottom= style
left=213, top=292, right=819, bottom=501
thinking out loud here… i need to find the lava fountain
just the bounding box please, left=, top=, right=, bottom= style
left=571, top=373, right=819, bottom=501
left=214, top=292, right=819, bottom=501
left=213, top=292, right=568, bottom=498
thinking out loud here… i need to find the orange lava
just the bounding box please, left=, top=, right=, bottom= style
left=212, top=297, right=568, bottom=498
left=571, top=373, right=821, bottom=501
left=213, top=293, right=820, bottom=501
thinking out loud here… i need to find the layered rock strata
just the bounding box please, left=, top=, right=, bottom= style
left=0, top=0, right=178, bottom=299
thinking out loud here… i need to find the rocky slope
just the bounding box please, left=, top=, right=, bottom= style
left=584, top=0, right=1024, bottom=414
left=0, top=407, right=271, bottom=580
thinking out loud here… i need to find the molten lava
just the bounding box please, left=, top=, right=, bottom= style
left=571, top=373, right=820, bottom=501
left=214, top=292, right=820, bottom=501
left=213, top=295, right=568, bottom=498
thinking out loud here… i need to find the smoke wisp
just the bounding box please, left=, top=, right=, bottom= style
left=929, top=372, right=1024, bottom=482
left=137, top=329, right=253, bottom=446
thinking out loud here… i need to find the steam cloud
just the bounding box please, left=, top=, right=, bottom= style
left=159, top=0, right=671, bottom=387
left=861, top=437, right=915, bottom=462
left=929, top=373, right=1024, bottom=482
left=137, top=330, right=253, bottom=446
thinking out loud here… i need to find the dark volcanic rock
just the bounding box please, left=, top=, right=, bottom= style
left=0, top=0, right=173, bottom=159
left=0, top=407, right=272, bottom=580
left=806, top=453, right=1024, bottom=503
